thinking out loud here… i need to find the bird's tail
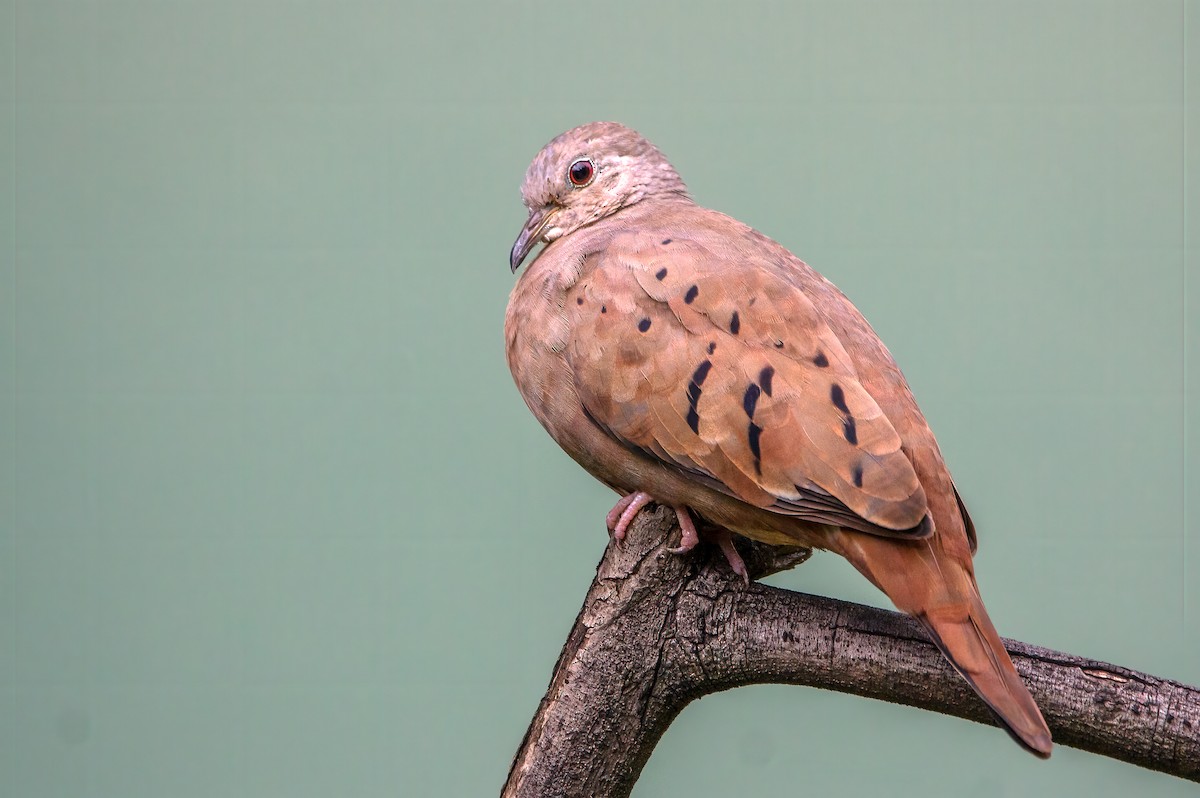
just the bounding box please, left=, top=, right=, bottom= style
left=830, top=530, right=1053, bottom=758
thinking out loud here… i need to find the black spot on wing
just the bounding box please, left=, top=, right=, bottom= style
left=813, top=351, right=829, bottom=368
left=685, top=285, right=699, bottom=304
left=638, top=317, right=652, bottom=332
left=685, top=360, right=713, bottom=435
left=843, top=417, right=858, bottom=445
left=707, top=341, right=716, bottom=354
left=661, top=238, right=672, bottom=245
left=759, top=366, right=775, bottom=396
left=655, top=267, right=667, bottom=280
left=830, top=383, right=857, bottom=444
left=830, top=384, right=849, bottom=414
left=747, top=422, right=763, bottom=474
left=730, top=311, right=740, bottom=335
left=576, top=297, right=583, bottom=305
left=743, top=383, right=760, bottom=418
left=601, top=305, right=607, bottom=313
left=852, top=463, right=864, bottom=488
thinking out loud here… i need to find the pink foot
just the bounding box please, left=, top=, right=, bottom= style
left=668, top=508, right=748, bottom=583
left=604, top=493, right=749, bottom=582
left=666, top=507, right=700, bottom=554
left=606, top=491, right=654, bottom=542
left=711, top=527, right=749, bottom=584
left=605, top=492, right=639, bottom=531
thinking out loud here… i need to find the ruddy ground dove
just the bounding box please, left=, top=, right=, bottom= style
left=504, top=122, right=1052, bottom=757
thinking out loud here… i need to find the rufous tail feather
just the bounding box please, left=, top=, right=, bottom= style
left=831, top=531, right=1052, bottom=757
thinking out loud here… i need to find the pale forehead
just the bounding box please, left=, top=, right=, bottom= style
left=540, top=122, right=648, bottom=161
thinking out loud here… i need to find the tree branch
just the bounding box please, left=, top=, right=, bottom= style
left=501, top=507, right=1200, bottom=797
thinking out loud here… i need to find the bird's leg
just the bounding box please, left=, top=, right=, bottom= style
left=669, top=507, right=749, bottom=584
left=606, top=491, right=654, bottom=542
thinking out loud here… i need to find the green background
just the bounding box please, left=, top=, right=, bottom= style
left=2, top=1, right=1197, bottom=795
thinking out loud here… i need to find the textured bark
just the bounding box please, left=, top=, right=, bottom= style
left=501, top=507, right=1200, bottom=797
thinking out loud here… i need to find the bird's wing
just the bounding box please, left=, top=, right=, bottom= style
left=565, top=226, right=930, bottom=537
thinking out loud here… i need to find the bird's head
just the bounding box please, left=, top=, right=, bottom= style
left=509, top=122, right=689, bottom=272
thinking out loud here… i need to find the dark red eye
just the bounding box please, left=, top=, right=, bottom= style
left=568, top=159, right=595, bottom=187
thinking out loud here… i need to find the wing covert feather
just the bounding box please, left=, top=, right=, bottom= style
left=566, top=230, right=929, bottom=536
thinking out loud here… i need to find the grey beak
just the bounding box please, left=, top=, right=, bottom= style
left=510, top=206, right=557, bottom=273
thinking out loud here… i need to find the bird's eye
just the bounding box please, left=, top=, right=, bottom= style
left=568, top=158, right=595, bottom=187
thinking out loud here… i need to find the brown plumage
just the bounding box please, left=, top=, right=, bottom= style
left=504, top=121, right=1052, bottom=757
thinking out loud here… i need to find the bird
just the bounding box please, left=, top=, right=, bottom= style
left=504, top=121, right=1052, bottom=758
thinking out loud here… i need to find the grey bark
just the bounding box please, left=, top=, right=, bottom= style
left=500, top=507, right=1200, bottom=797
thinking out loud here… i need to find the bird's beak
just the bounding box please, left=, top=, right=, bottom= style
left=510, top=206, right=558, bottom=273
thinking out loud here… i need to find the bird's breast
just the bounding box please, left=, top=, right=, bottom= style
left=505, top=250, right=591, bottom=443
